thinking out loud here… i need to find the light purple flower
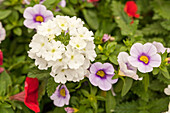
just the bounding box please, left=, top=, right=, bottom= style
left=23, top=4, right=53, bottom=29
left=56, top=0, right=66, bottom=12
left=23, top=0, right=45, bottom=5
left=152, top=41, right=170, bottom=54
left=128, top=43, right=161, bottom=73
left=118, top=52, right=141, bottom=80
left=0, top=22, right=6, bottom=43
left=102, top=34, right=111, bottom=42
left=50, top=84, right=70, bottom=107
left=89, top=62, right=118, bottom=91
left=64, top=107, right=79, bottom=113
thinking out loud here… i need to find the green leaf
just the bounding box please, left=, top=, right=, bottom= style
left=151, top=0, right=170, bottom=20
left=106, top=91, right=116, bottom=113
left=0, top=71, right=12, bottom=96
left=38, top=79, right=47, bottom=101
left=46, top=77, right=59, bottom=97
left=142, top=22, right=168, bottom=36
left=28, top=68, right=50, bottom=80
left=152, top=68, right=160, bottom=75
left=0, top=10, right=12, bottom=20
left=13, top=27, right=22, bottom=36
left=161, top=20, right=170, bottom=31
left=121, top=77, right=133, bottom=96
left=109, top=54, right=118, bottom=65
left=160, top=66, right=170, bottom=79
left=115, top=101, right=138, bottom=113
left=81, top=89, right=89, bottom=97
left=82, top=9, right=99, bottom=30
left=60, top=6, right=76, bottom=16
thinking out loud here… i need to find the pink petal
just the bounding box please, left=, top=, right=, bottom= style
left=138, top=64, right=153, bottom=73
left=90, top=62, right=102, bottom=74
left=24, top=19, right=40, bottom=29
left=128, top=56, right=141, bottom=67
left=130, top=43, right=143, bottom=57
left=23, top=7, right=34, bottom=19
left=149, top=54, right=161, bottom=67
left=89, top=74, right=100, bottom=86
left=143, top=43, right=157, bottom=56
left=103, top=63, right=114, bottom=74
left=98, top=80, right=112, bottom=91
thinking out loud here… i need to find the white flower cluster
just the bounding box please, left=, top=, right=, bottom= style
left=28, top=16, right=97, bottom=84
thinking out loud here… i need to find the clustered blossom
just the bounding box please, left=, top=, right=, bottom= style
left=128, top=43, right=161, bottom=73
left=50, top=85, right=70, bottom=107
left=28, top=15, right=97, bottom=84
left=89, top=62, right=118, bottom=91
left=0, top=22, right=6, bottom=43
left=23, top=4, right=53, bottom=29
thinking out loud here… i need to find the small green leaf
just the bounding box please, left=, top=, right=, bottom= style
left=121, top=77, right=133, bottom=96
left=28, top=68, right=50, bottom=80
left=0, top=10, right=12, bottom=20
left=46, top=77, right=59, bottom=97
left=83, top=9, right=99, bottom=30
left=109, top=54, right=118, bottom=65
left=106, top=91, right=116, bottom=113
left=81, top=89, right=89, bottom=97
left=38, top=79, right=47, bottom=101
left=160, top=66, right=170, bottom=79
left=13, top=27, right=22, bottom=36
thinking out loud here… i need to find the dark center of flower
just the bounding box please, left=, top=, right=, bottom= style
left=60, top=88, right=66, bottom=97
left=96, top=70, right=105, bottom=78
left=139, top=56, right=149, bottom=64
left=35, top=16, right=44, bottom=22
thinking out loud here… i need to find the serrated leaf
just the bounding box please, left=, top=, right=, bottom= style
left=46, top=77, right=59, bottom=97
left=28, top=68, right=50, bottom=80
left=106, top=91, right=116, bottom=113
left=142, top=22, right=168, bottom=36
left=161, top=20, right=170, bottom=31
left=121, top=78, right=133, bottom=96
left=151, top=0, right=170, bottom=20
left=115, top=101, right=138, bottom=113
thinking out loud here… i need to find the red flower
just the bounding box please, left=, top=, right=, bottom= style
left=87, top=0, right=99, bottom=3
left=124, top=1, right=140, bottom=18
left=10, top=77, right=40, bottom=113
left=0, top=50, right=3, bottom=65
left=24, top=77, right=40, bottom=113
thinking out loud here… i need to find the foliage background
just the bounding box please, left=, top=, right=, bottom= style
left=0, top=0, right=169, bottom=113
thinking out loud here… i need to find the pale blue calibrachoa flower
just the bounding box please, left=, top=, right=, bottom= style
left=23, top=4, right=53, bottom=29
left=89, top=62, right=118, bottom=91
left=50, top=85, right=70, bottom=107
left=117, top=52, right=141, bottom=80
left=128, top=43, right=161, bottom=73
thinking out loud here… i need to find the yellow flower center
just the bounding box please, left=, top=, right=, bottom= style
left=35, top=16, right=44, bottom=22
left=73, top=108, right=79, bottom=112
left=139, top=55, right=149, bottom=64
left=96, top=70, right=105, bottom=77
left=51, top=49, right=56, bottom=53
left=60, top=88, right=66, bottom=97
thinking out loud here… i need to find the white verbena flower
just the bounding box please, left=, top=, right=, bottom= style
left=28, top=15, right=96, bottom=84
